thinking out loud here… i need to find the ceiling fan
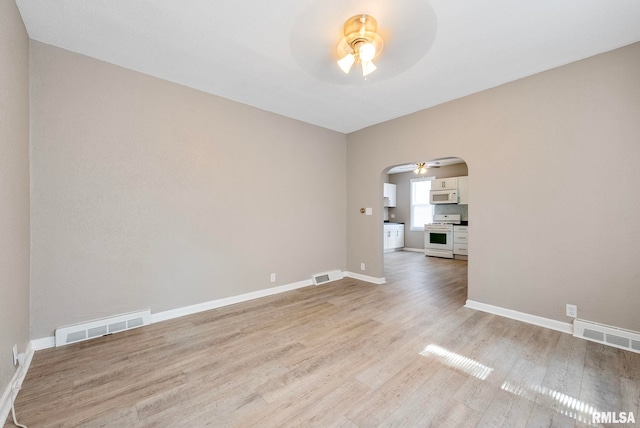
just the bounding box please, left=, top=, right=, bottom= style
left=336, top=14, right=384, bottom=77
left=414, top=161, right=440, bottom=174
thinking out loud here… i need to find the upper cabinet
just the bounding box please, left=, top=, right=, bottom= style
left=383, top=183, right=397, bottom=207
left=430, top=176, right=468, bottom=204
left=458, top=176, right=469, bottom=205
left=432, top=177, right=458, bottom=190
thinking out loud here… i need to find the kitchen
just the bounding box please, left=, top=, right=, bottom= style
left=383, top=158, right=468, bottom=261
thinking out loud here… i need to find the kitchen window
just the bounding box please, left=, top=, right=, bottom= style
left=410, top=177, right=434, bottom=231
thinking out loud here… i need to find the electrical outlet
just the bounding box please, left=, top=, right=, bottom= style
left=12, top=344, right=18, bottom=366
left=390, top=213, right=395, bottom=218
left=270, top=273, right=276, bottom=283
left=566, top=304, right=577, bottom=318
left=360, top=263, right=365, bottom=271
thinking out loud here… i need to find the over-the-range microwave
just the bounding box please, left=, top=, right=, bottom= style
left=430, top=189, right=458, bottom=204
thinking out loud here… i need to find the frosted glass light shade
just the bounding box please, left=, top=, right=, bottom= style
left=337, top=53, right=355, bottom=74
left=359, top=43, right=376, bottom=62
left=361, top=61, right=377, bottom=76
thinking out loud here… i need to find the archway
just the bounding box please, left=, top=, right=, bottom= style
left=381, top=157, right=469, bottom=301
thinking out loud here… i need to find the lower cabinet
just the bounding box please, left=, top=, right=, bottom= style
left=384, top=224, right=405, bottom=252
left=453, top=225, right=468, bottom=259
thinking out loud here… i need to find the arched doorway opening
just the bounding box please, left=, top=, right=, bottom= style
left=381, top=157, right=469, bottom=304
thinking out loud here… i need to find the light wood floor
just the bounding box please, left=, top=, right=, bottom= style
left=7, top=252, right=640, bottom=427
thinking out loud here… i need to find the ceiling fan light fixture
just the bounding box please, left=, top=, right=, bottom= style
left=336, top=14, right=384, bottom=77
left=414, top=162, right=427, bottom=175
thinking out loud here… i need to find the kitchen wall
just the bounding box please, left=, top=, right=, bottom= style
left=388, top=164, right=468, bottom=249
left=347, top=42, right=640, bottom=332
left=0, top=0, right=30, bottom=399
left=434, top=204, right=468, bottom=221
left=29, top=42, right=347, bottom=339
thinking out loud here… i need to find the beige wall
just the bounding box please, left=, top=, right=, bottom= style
left=348, top=43, right=640, bottom=331
left=0, top=0, right=30, bottom=393
left=388, top=163, right=468, bottom=249
left=29, top=42, right=347, bottom=338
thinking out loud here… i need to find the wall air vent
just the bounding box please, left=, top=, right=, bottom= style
left=54, top=310, right=151, bottom=347
left=312, top=270, right=344, bottom=285
left=573, top=319, right=640, bottom=354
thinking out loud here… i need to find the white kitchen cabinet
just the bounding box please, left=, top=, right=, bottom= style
left=394, top=226, right=405, bottom=248
left=453, top=243, right=468, bottom=256
left=383, top=183, right=397, bottom=207
left=384, top=223, right=404, bottom=252
left=384, top=226, right=392, bottom=251
left=432, top=177, right=458, bottom=191
left=453, top=225, right=468, bottom=258
left=458, top=176, right=469, bottom=205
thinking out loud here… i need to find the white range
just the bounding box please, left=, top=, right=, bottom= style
left=424, top=214, right=460, bottom=259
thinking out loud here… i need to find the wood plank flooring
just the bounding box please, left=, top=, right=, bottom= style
left=6, top=252, right=640, bottom=427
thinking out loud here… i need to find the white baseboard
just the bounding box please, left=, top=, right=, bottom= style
left=31, top=336, right=55, bottom=351
left=0, top=341, right=35, bottom=427
left=150, top=279, right=313, bottom=324
left=401, top=248, right=424, bottom=253
left=30, top=279, right=317, bottom=351
left=344, top=271, right=386, bottom=285
left=465, top=299, right=573, bottom=334
left=22, top=341, right=35, bottom=379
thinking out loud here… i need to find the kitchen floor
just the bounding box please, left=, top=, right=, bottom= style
left=6, top=252, right=638, bottom=427
left=384, top=250, right=468, bottom=292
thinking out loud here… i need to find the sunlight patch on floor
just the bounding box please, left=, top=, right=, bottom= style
left=420, top=344, right=493, bottom=380
left=419, top=343, right=601, bottom=426
left=501, top=380, right=600, bottom=426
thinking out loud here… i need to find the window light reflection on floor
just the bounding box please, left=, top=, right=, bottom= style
left=419, top=344, right=602, bottom=426
left=501, top=381, right=600, bottom=426
left=419, top=344, right=493, bottom=380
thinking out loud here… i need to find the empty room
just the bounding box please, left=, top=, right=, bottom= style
left=2, top=0, right=640, bottom=426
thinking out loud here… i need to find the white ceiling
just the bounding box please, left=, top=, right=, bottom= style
left=16, top=0, right=640, bottom=134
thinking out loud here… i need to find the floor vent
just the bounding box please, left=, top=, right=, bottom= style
left=55, top=310, right=151, bottom=347
left=573, top=319, right=640, bottom=354
left=312, top=270, right=343, bottom=285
